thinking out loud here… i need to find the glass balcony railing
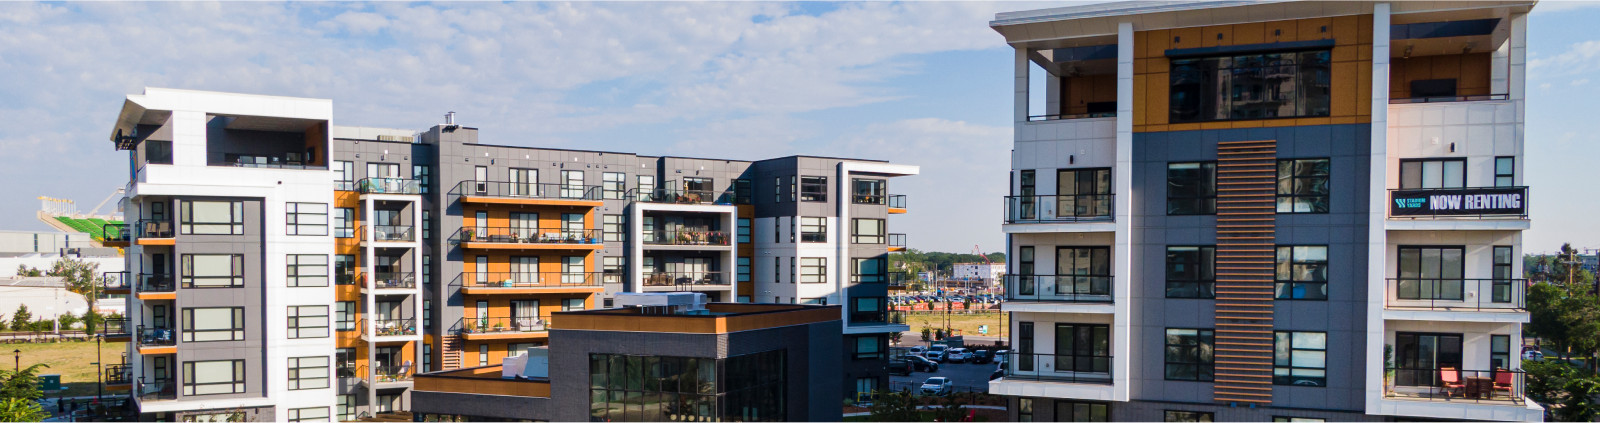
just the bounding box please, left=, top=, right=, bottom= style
left=642, top=230, right=730, bottom=246
left=1001, top=352, right=1114, bottom=384
left=139, top=274, right=175, bottom=293
left=888, top=234, right=907, bottom=249
left=1027, top=112, right=1117, bottom=122
left=102, top=317, right=130, bottom=337
left=1385, top=278, right=1526, bottom=311
left=454, top=181, right=602, bottom=201
left=365, top=225, right=415, bottom=242
left=888, top=194, right=907, bottom=209
left=373, top=365, right=414, bottom=383
left=103, top=271, right=130, bottom=290
left=848, top=309, right=905, bottom=326
left=642, top=271, right=731, bottom=287
left=628, top=188, right=733, bottom=205
left=134, top=219, right=175, bottom=239
left=137, top=325, right=176, bottom=348
left=1387, top=187, right=1528, bottom=219
left=1005, top=195, right=1114, bottom=223
left=105, top=364, right=133, bottom=385
left=1004, top=275, right=1113, bottom=303
left=367, top=273, right=416, bottom=290
left=102, top=223, right=129, bottom=243
left=137, top=378, right=177, bottom=401
left=1385, top=368, right=1524, bottom=405
left=459, top=272, right=603, bottom=288
left=455, top=227, right=602, bottom=245
left=459, top=316, right=553, bottom=335
left=357, top=178, right=423, bottom=195
left=1389, top=94, right=1509, bottom=104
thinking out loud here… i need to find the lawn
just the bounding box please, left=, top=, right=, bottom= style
left=904, top=311, right=1009, bottom=339
left=11, top=341, right=127, bottom=397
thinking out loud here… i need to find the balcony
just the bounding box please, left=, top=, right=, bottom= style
left=629, top=188, right=733, bottom=205
left=1388, top=187, right=1528, bottom=220
left=458, top=272, right=603, bottom=294
left=1390, top=94, right=1508, bottom=104
left=888, top=233, right=907, bottom=252
left=888, top=194, right=908, bottom=213
left=848, top=309, right=906, bottom=326
left=455, top=227, right=603, bottom=250
left=358, top=178, right=423, bottom=195
left=102, top=317, right=130, bottom=339
left=136, top=378, right=176, bottom=402
left=1003, top=195, right=1114, bottom=226
left=137, top=325, right=176, bottom=354
left=212, top=156, right=327, bottom=170
left=363, top=225, right=415, bottom=242
left=133, top=219, right=175, bottom=245
left=103, top=271, right=130, bottom=293
left=138, top=274, right=175, bottom=300
left=367, top=273, right=417, bottom=290
left=1028, top=111, right=1117, bottom=122
left=1003, top=275, right=1113, bottom=304
left=642, top=229, right=731, bottom=247
left=999, top=353, right=1113, bottom=384
left=1384, top=278, right=1526, bottom=317
left=105, top=364, right=133, bottom=386
left=454, top=181, right=602, bottom=206
left=102, top=223, right=129, bottom=246
left=373, top=365, right=415, bottom=384
left=459, top=316, right=552, bottom=341
left=1384, top=368, right=1524, bottom=406
left=642, top=271, right=732, bottom=290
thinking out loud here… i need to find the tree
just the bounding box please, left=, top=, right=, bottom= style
left=81, top=310, right=102, bottom=337
left=921, top=327, right=932, bottom=342
left=0, top=398, right=46, bottom=422
left=1527, top=269, right=1600, bottom=372
left=8, top=306, right=30, bottom=332
left=56, top=313, right=77, bottom=332
left=0, top=363, right=49, bottom=402
left=1526, top=359, right=1600, bottom=422
left=50, top=257, right=103, bottom=312
left=867, top=389, right=920, bottom=422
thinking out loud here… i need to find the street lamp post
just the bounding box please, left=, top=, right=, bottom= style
left=12, top=349, right=18, bottom=372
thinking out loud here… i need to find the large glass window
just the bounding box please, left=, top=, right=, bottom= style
left=1491, top=335, right=1512, bottom=370
left=333, top=208, right=354, bottom=238
left=335, top=301, right=355, bottom=332
left=1057, top=169, right=1112, bottom=218
left=800, top=176, right=827, bottom=202
left=1275, top=246, right=1329, bottom=300
left=1276, top=159, right=1330, bottom=214
left=588, top=351, right=784, bottom=422
left=1166, top=246, right=1216, bottom=299
left=854, top=336, right=884, bottom=360
left=604, top=215, right=627, bottom=242
left=852, top=179, right=886, bottom=204
left=287, top=306, right=329, bottom=339
left=1056, top=247, right=1111, bottom=297
left=604, top=256, right=625, bottom=284
left=800, top=258, right=826, bottom=283
left=335, top=255, right=356, bottom=286
left=603, top=172, right=626, bottom=200
left=1054, top=401, right=1110, bottom=422
left=735, top=179, right=752, bottom=204
left=1495, top=157, right=1516, bottom=187
left=562, top=170, right=585, bottom=198
left=286, top=203, right=328, bottom=236
left=1169, top=50, right=1331, bottom=123
left=1164, top=328, right=1214, bottom=381
left=1054, top=324, right=1111, bottom=374
left=852, top=219, right=885, bottom=244
left=1167, top=162, right=1216, bottom=215
left=1273, top=331, right=1327, bottom=386
left=638, top=175, right=656, bottom=197
left=182, top=360, right=245, bottom=396
left=853, top=257, right=885, bottom=284
left=1400, top=158, right=1466, bottom=189
left=737, top=257, right=751, bottom=283
left=1397, top=246, right=1464, bottom=300
left=180, top=200, right=244, bottom=235
left=287, top=407, right=329, bottom=422
left=1165, top=411, right=1214, bottom=422
left=287, top=254, right=328, bottom=287
left=288, top=356, right=330, bottom=391
left=800, top=217, right=826, bottom=243
left=181, top=254, right=244, bottom=288
left=334, top=161, right=354, bottom=191
left=181, top=308, right=244, bottom=342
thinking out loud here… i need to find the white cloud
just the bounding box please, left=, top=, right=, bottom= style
left=1574, top=79, right=1590, bottom=86
left=1541, top=83, right=1553, bottom=89
left=1529, top=40, right=1600, bottom=78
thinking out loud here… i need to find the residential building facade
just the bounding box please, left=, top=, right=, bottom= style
left=989, top=1, right=1540, bottom=421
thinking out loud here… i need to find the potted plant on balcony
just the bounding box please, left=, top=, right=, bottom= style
left=675, top=232, right=692, bottom=245
left=1384, top=344, right=1395, bottom=395
left=462, top=228, right=475, bottom=242
left=493, top=321, right=505, bottom=332
left=709, top=232, right=727, bottom=245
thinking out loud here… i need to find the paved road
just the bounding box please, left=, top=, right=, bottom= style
left=890, top=356, right=999, bottom=393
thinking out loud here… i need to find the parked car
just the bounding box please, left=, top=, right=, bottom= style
left=926, top=345, right=948, bottom=362
left=908, top=355, right=940, bottom=372
left=889, top=359, right=914, bottom=376
left=921, top=377, right=953, bottom=396
left=909, top=345, right=927, bottom=356
left=971, top=349, right=993, bottom=364
left=1523, top=350, right=1544, bottom=361
left=990, top=364, right=1004, bottom=381
left=946, top=348, right=971, bottom=363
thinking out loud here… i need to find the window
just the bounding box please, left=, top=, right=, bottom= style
left=1166, top=246, right=1216, bottom=298
left=737, top=218, right=751, bottom=243
left=1056, top=247, right=1112, bottom=297
left=562, top=170, right=585, bottom=198
left=333, top=208, right=354, bottom=238
left=800, top=217, right=826, bottom=243
left=851, top=297, right=885, bottom=323
left=603, top=172, right=626, bottom=200
left=337, top=395, right=355, bottom=421
left=790, top=176, right=796, bottom=202
left=1057, top=169, right=1113, bottom=218
left=774, top=256, right=782, bottom=284
left=854, top=335, right=884, bottom=360
left=1169, top=50, right=1331, bottom=123
left=335, top=161, right=354, bottom=191
left=1491, top=335, right=1512, bottom=370
left=737, top=257, right=751, bottom=283
left=1164, top=328, right=1214, bottom=381
left=603, top=256, right=624, bottom=284
left=508, top=168, right=537, bottom=196
left=852, top=178, right=886, bottom=204
left=638, top=175, right=655, bottom=197
left=563, top=256, right=586, bottom=284
left=1016, top=169, right=1038, bottom=220
left=1276, top=159, right=1330, bottom=213
left=423, top=300, right=432, bottom=331
left=853, top=257, right=886, bottom=284
left=181, top=254, right=244, bottom=288
left=287, top=255, right=328, bottom=287
left=603, top=215, right=626, bottom=242
left=802, top=297, right=828, bottom=305
left=800, top=258, right=826, bottom=283
left=1493, top=246, right=1514, bottom=303
left=800, top=176, right=828, bottom=202
left=405, top=164, right=428, bottom=193
left=1054, top=401, right=1110, bottom=422
left=1018, top=398, right=1034, bottom=422
left=1054, top=323, right=1111, bottom=374
left=181, top=308, right=244, bottom=342
left=182, top=360, right=245, bottom=395
left=1397, top=246, right=1464, bottom=300
left=735, top=179, right=752, bottom=204
left=335, top=302, right=355, bottom=332
left=1400, top=158, right=1466, bottom=189
left=180, top=200, right=244, bottom=235
left=288, top=356, right=330, bottom=391
left=855, top=377, right=878, bottom=396
left=562, top=213, right=585, bottom=238
left=1275, top=246, right=1328, bottom=300
left=423, top=255, right=432, bottom=285
left=1167, top=162, right=1217, bottom=215
left=683, top=177, right=712, bottom=194
left=1165, top=411, right=1214, bottom=422
left=1273, top=418, right=1326, bottom=422
left=287, top=407, right=329, bottom=422
left=1018, top=322, right=1035, bottom=371
left=479, top=344, right=489, bottom=366
left=1495, top=157, right=1516, bottom=187
left=1273, top=331, right=1327, bottom=386
left=286, top=203, right=329, bottom=236
left=473, top=166, right=488, bottom=193
left=335, top=255, right=355, bottom=285
left=774, top=177, right=783, bottom=203
left=287, top=306, right=329, bottom=339
left=422, top=210, right=431, bottom=240
left=563, top=298, right=586, bottom=311
left=423, top=344, right=433, bottom=373
left=852, top=218, right=885, bottom=244
left=368, top=162, right=399, bottom=179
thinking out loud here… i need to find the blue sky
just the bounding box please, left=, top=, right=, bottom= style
left=0, top=1, right=1594, bottom=255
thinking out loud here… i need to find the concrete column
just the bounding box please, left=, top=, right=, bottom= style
left=1111, top=20, right=1134, bottom=403
left=1364, top=3, right=1393, bottom=416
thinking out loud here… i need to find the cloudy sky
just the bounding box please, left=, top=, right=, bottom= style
left=0, top=1, right=1596, bottom=255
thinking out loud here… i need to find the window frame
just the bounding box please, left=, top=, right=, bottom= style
left=335, top=301, right=356, bottom=332
left=286, top=202, right=329, bottom=236
left=1054, top=323, right=1112, bottom=374
left=603, top=214, right=627, bottom=242
left=1168, top=49, right=1333, bottom=123
left=1275, top=245, right=1329, bottom=301
left=181, top=254, right=244, bottom=288
left=800, top=176, right=828, bottom=202
left=853, top=335, right=885, bottom=360
left=603, top=172, right=626, bottom=200
left=737, top=257, right=751, bottom=283
left=179, top=200, right=245, bottom=235
left=1164, top=328, right=1215, bottom=381
left=734, top=179, right=752, bottom=204
left=852, top=178, right=886, bottom=204
left=1167, top=162, right=1217, bottom=215
left=1273, top=331, right=1328, bottom=387
left=333, top=207, right=355, bottom=238
left=1164, top=410, right=1215, bottom=422
left=1399, top=158, right=1467, bottom=190
left=852, top=257, right=886, bottom=284
left=800, top=257, right=827, bottom=284
left=736, top=218, right=751, bottom=244
left=334, top=161, right=354, bottom=190
left=1494, top=156, right=1516, bottom=187
left=287, top=254, right=329, bottom=287
left=1165, top=246, right=1216, bottom=299
left=180, top=307, right=245, bottom=342
left=852, top=218, right=885, bottom=244
left=413, top=164, right=431, bottom=194
left=287, top=406, right=330, bottom=423
left=1396, top=245, right=1465, bottom=301
left=181, top=359, right=246, bottom=396
left=800, top=217, right=827, bottom=243
left=1276, top=158, right=1331, bottom=214
left=287, top=356, right=330, bottom=391
left=287, top=305, right=330, bottom=339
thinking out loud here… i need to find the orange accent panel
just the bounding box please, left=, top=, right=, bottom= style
left=1145, top=30, right=1170, bottom=59
left=1170, top=27, right=1202, bottom=50
left=1358, top=15, right=1374, bottom=44
left=1202, top=25, right=1233, bottom=48
left=1331, top=15, right=1358, bottom=46
left=1231, top=22, right=1264, bottom=46
left=462, top=287, right=604, bottom=296
left=1331, top=62, right=1359, bottom=117
left=1134, top=30, right=1151, bottom=59
left=136, top=238, right=175, bottom=246
left=1264, top=20, right=1297, bottom=43
left=1297, top=18, right=1332, bottom=42
left=137, top=292, right=175, bottom=300
left=1168, top=123, right=1200, bottom=132
left=1132, top=74, right=1148, bottom=126
left=1358, top=62, right=1373, bottom=116
left=139, top=346, right=176, bottom=355
left=1200, top=122, right=1231, bottom=130
left=1332, top=46, right=1358, bottom=63
left=1230, top=121, right=1263, bottom=129
left=1147, top=72, right=1169, bottom=126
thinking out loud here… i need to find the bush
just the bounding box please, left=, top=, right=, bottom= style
left=57, top=313, right=78, bottom=331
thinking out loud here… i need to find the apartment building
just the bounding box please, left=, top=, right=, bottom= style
left=104, top=87, right=915, bottom=419
left=989, top=1, right=1540, bottom=421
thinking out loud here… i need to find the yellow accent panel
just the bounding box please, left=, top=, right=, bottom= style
left=1296, top=118, right=1331, bottom=126
left=1232, top=22, right=1264, bottom=45
left=136, top=238, right=174, bottom=246
left=1202, top=25, right=1232, bottom=48
left=1331, top=117, right=1358, bottom=125
left=1297, top=18, right=1333, bottom=42
left=1263, top=119, right=1297, bottom=128
left=1331, top=15, right=1359, bottom=46
left=1332, top=46, right=1358, bottom=62
left=1133, top=74, right=1148, bottom=126
left=1170, top=27, right=1202, bottom=50
left=1230, top=121, right=1263, bottom=129
left=1331, top=61, right=1359, bottom=116
left=1359, top=62, right=1374, bottom=116
left=1135, top=30, right=1153, bottom=59
left=1264, top=20, right=1298, bottom=43
left=1169, top=123, right=1201, bottom=132
left=1201, top=122, right=1232, bottom=130
left=1358, top=15, right=1374, bottom=44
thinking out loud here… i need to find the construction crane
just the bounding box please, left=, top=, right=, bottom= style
left=972, top=245, right=992, bottom=264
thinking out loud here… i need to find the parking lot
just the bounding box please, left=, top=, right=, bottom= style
left=890, top=356, right=999, bottom=393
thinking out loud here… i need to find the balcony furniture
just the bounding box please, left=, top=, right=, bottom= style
left=1493, top=371, right=1516, bottom=398
left=1440, top=368, right=1466, bottom=398
left=1465, top=376, right=1492, bottom=399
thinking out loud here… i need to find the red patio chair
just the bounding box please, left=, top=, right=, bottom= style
left=1440, top=367, right=1466, bottom=398
left=1493, top=371, right=1516, bottom=398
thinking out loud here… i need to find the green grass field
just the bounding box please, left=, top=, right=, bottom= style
left=11, top=341, right=127, bottom=397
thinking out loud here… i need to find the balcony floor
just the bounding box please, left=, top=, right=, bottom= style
left=1385, top=388, right=1524, bottom=407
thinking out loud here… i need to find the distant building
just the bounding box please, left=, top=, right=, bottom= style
left=952, top=263, right=1006, bottom=285
left=0, top=231, right=92, bottom=255
left=0, top=277, right=92, bottom=321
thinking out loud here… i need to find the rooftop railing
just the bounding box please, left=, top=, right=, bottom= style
left=1003, top=274, right=1114, bottom=303
left=1004, top=194, right=1114, bottom=223
left=454, top=181, right=602, bottom=201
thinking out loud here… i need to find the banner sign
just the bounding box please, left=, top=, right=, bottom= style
left=1390, top=188, right=1526, bottom=217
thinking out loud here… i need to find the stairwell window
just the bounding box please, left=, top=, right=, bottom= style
left=334, top=161, right=354, bottom=190
left=180, top=307, right=244, bottom=342
left=414, top=165, right=431, bottom=194
left=182, top=360, right=245, bottom=395
left=334, top=208, right=354, bottom=238
left=1276, top=159, right=1330, bottom=213
left=800, top=217, right=826, bottom=243
left=181, top=254, right=244, bottom=288
left=180, top=200, right=244, bottom=235
left=1167, top=162, right=1217, bottom=215
left=287, top=306, right=330, bottom=339
left=737, top=257, right=751, bottom=282
left=1164, top=328, right=1214, bottom=381
left=1166, top=246, right=1216, bottom=298
left=800, top=176, right=828, bottom=202
left=286, top=203, right=329, bottom=236
left=800, top=258, right=827, bottom=283
left=1495, top=157, right=1516, bottom=187
left=287, top=254, right=328, bottom=287
left=287, top=356, right=330, bottom=390
left=1275, top=246, right=1329, bottom=300
left=1273, top=331, right=1327, bottom=386
left=561, top=170, right=585, bottom=198
left=737, top=218, right=751, bottom=243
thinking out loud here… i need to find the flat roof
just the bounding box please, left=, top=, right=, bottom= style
left=553, top=303, right=840, bottom=334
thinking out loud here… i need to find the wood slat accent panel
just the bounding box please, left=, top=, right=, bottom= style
left=1213, top=140, right=1276, bottom=404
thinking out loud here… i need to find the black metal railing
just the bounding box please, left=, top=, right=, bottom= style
left=102, top=223, right=129, bottom=243
left=1389, top=94, right=1509, bottom=104
left=889, top=233, right=907, bottom=249
left=889, top=272, right=910, bottom=288
left=373, top=365, right=414, bottom=383
left=1387, top=187, right=1528, bottom=219
left=337, top=273, right=360, bottom=286
left=102, top=318, right=129, bottom=336
left=642, top=229, right=731, bottom=246
left=454, top=227, right=603, bottom=245
left=134, top=219, right=175, bottom=238
left=1004, top=195, right=1115, bottom=223
left=628, top=188, right=733, bottom=205
left=364, top=225, right=414, bottom=242
left=459, top=316, right=553, bottom=335
left=642, top=271, right=732, bottom=287
left=1003, top=275, right=1114, bottom=303
left=888, top=194, right=907, bottom=209
left=103, top=271, right=130, bottom=290
left=371, top=319, right=417, bottom=337
left=137, top=378, right=177, bottom=401
left=212, top=160, right=327, bottom=170
left=1026, top=112, right=1118, bottom=122
left=454, top=181, right=602, bottom=201
left=367, top=273, right=416, bottom=290
left=139, top=274, right=175, bottom=293
left=1001, top=352, right=1114, bottom=384
left=105, top=364, right=133, bottom=385
left=137, top=325, right=175, bottom=347
left=1385, top=278, right=1526, bottom=311
left=1385, top=368, right=1524, bottom=404
left=357, top=178, right=423, bottom=195
left=849, top=310, right=906, bottom=326
left=458, top=272, right=604, bottom=288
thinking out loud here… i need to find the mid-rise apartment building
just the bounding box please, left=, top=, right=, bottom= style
left=988, top=1, right=1540, bottom=421
left=103, top=87, right=914, bottom=419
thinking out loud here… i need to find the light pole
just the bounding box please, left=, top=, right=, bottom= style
left=12, top=349, right=19, bottom=372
